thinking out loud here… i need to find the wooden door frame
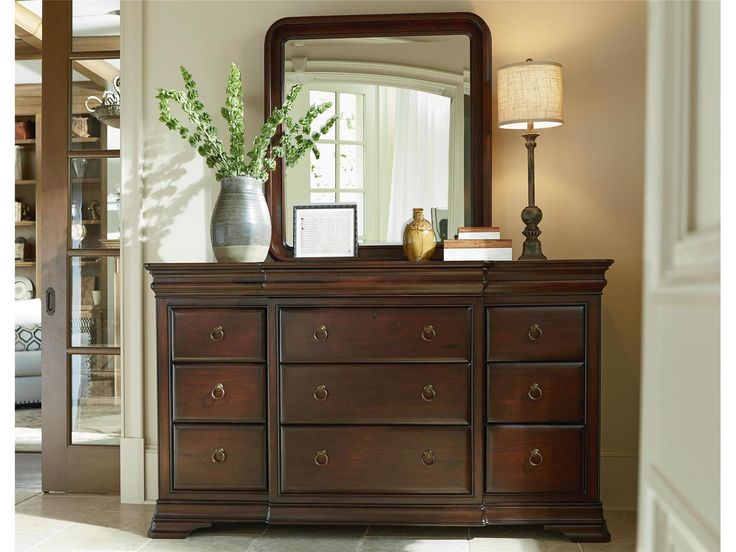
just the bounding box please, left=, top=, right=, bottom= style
left=41, top=0, right=120, bottom=493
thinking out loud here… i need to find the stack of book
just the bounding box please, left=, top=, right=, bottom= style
left=443, top=226, right=513, bottom=261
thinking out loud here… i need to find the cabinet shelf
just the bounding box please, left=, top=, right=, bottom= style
left=15, top=139, right=35, bottom=145
left=72, top=136, right=101, bottom=143
left=15, top=221, right=36, bottom=226
left=15, top=261, right=36, bottom=267
left=16, top=180, right=37, bottom=186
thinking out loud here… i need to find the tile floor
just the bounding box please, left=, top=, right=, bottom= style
left=15, top=492, right=636, bottom=552
left=16, top=453, right=636, bottom=552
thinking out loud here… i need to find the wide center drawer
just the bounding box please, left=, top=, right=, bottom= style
left=173, top=424, right=267, bottom=491
left=172, top=364, right=266, bottom=422
left=280, top=307, right=472, bottom=363
left=280, top=426, right=471, bottom=494
left=172, top=307, right=265, bottom=362
left=487, top=306, right=584, bottom=362
left=280, top=364, right=470, bottom=424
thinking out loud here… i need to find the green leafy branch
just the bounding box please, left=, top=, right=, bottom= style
left=156, top=63, right=337, bottom=181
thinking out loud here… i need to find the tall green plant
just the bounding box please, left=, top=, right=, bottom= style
left=156, top=63, right=337, bottom=181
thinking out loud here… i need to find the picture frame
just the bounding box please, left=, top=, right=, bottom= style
left=293, top=203, right=358, bottom=258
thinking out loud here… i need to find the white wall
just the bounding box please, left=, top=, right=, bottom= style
left=138, top=0, right=646, bottom=509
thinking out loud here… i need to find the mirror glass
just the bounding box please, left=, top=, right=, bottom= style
left=283, top=35, right=471, bottom=246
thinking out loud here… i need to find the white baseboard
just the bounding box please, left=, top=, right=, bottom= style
left=120, top=437, right=145, bottom=504
left=144, top=445, right=159, bottom=502
left=601, top=450, right=639, bottom=510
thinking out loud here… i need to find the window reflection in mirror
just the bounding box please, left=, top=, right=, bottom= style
left=283, top=35, right=470, bottom=246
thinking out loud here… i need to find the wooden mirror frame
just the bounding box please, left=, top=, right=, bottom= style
left=264, top=12, right=492, bottom=261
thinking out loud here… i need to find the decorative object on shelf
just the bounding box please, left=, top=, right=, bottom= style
left=92, top=290, right=102, bottom=306
left=86, top=75, right=120, bottom=129
left=293, top=203, right=358, bottom=258
left=71, top=158, right=89, bottom=178
left=15, top=237, right=31, bottom=261
left=72, top=116, right=90, bottom=138
left=15, top=146, right=24, bottom=179
left=15, top=120, right=34, bottom=140
left=402, top=208, right=436, bottom=262
left=87, top=200, right=100, bottom=220
left=71, top=201, right=87, bottom=243
left=155, top=63, right=337, bottom=262
left=15, top=202, right=32, bottom=222
left=14, top=277, right=34, bottom=300
left=497, top=58, right=563, bottom=260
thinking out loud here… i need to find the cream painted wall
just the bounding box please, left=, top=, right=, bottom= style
left=140, top=0, right=646, bottom=509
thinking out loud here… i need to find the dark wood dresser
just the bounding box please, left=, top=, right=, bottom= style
left=145, top=259, right=613, bottom=542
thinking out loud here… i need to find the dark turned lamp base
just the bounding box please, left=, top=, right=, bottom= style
left=519, top=204, right=546, bottom=260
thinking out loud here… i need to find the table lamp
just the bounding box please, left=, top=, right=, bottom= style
left=497, top=59, right=563, bottom=260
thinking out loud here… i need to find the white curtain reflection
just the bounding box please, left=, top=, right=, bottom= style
left=386, top=88, right=451, bottom=242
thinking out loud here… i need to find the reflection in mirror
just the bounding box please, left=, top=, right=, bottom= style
left=283, top=35, right=470, bottom=245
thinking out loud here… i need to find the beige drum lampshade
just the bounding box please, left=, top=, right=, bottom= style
left=497, top=59, right=563, bottom=129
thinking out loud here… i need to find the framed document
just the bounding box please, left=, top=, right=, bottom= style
left=293, top=203, right=358, bottom=258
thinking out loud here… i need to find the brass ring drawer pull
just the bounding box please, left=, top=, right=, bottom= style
left=528, top=323, right=543, bottom=342
left=527, top=383, right=542, bottom=401
left=314, top=325, right=328, bottom=342
left=528, top=448, right=543, bottom=467
left=211, top=383, right=226, bottom=400
left=421, top=384, right=436, bottom=402
left=314, top=449, right=329, bottom=466
left=210, top=325, right=225, bottom=342
left=314, top=384, right=328, bottom=401
left=211, top=447, right=227, bottom=464
left=421, top=324, right=436, bottom=342
left=421, top=450, right=436, bottom=466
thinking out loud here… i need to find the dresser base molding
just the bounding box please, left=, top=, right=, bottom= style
left=149, top=501, right=609, bottom=542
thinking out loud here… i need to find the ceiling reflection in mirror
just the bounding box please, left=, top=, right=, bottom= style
left=283, top=35, right=470, bottom=246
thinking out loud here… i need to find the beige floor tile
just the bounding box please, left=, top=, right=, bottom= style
left=31, top=521, right=150, bottom=551
left=469, top=537, right=580, bottom=552
left=15, top=494, right=118, bottom=523
left=252, top=525, right=366, bottom=552
left=15, top=490, right=41, bottom=505
left=360, top=537, right=470, bottom=551
left=366, top=526, right=469, bottom=539
left=15, top=513, right=73, bottom=552
left=140, top=534, right=256, bottom=551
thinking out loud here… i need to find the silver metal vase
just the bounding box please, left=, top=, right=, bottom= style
left=210, top=176, right=271, bottom=263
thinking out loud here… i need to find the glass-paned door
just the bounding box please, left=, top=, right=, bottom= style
left=41, top=0, right=121, bottom=492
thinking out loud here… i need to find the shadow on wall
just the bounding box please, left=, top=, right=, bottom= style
left=138, top=131, right=216, bottom=262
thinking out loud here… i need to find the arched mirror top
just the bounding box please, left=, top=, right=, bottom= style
left=265, top=12, right=492, bottom=260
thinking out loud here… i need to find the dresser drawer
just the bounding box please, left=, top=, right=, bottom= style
left=281, top=426, right=471, bottom=494
left=487, top=306, right=584, bottom=362
left=173, top=364, right=266, bottom=423
left=281, top=364, right=470, bottom=424
left=172, top=307, right=265, bottom=362
left=280, top=307, right=471, bottom=363
left=485, top=426, right=583, bottom=494
left=173, top=424, right=266, bottom=491
left=487, top=363, right=584, bottom=423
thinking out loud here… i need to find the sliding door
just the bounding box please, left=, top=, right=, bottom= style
left=41, top=0, right=121, bottom=492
